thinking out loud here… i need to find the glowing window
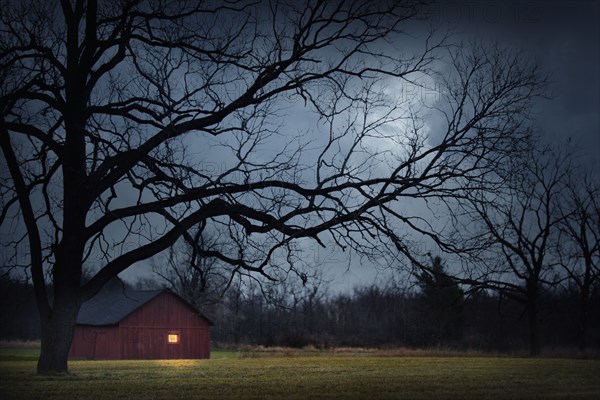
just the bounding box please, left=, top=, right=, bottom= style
left=167, top=333, right=180, bottom=344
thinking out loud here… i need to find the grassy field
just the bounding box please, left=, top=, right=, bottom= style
left=1, top=348, right=599, bottom=399
left=0, top=347, right=239, bottom=361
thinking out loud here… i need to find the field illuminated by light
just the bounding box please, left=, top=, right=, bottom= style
left=1, top=352, right=599, bottom=399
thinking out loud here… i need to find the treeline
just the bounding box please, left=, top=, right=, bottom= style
left=1, top=268, right=599, bottom=355
left=0, top=278, right=40, bottom=340
left=204, top=274, right=600, bottom=354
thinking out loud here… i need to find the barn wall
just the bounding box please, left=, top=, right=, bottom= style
left=118, top=292, right=210, bottom=359
left=69, top=325, right=121, bottom=360
left=119, top=326, right=210, bottom=359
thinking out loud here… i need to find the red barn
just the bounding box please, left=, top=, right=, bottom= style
left=69, top=289, right=212, bottom=360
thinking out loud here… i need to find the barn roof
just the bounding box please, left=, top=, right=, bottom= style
left=76, top=288, right=213, bottom=326
left=76, top=289, right=164, bottom=326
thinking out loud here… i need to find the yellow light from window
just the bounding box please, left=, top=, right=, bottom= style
left=168, top=334, right=179, bottom=344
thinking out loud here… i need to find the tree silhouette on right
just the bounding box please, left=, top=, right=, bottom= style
left=557, top=171, right=600, bottom=353
left=458, top=147, right=571, bottom=356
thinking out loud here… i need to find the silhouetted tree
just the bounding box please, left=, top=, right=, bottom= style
left=0, top=0, right=546, bottom=373
left=459, top=147, right=570, bottom=355
left=557, top=171, right=600, bottom=352
left=152, top=229, right=232, bottom=310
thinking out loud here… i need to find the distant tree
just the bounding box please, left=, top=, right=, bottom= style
left=557, top=171, right=600, bottom=352
left=0, top=276, right=40, bottom=339
left=415, top=255, right=464, bottom=347
left=459, top=147, right=570, bottom=355
left=153, top=229, right=232, bottom=310
left=0, top=0, right=546, bottom=373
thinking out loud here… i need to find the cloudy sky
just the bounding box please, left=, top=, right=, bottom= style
left=430, top=0, right=599, bottom=167
left=309, top=0, right=600, bottom=292
left=315, top=1, right=599, bottom=292
left=3, top=1, right=594, bottom=293
left=120, top=1, right=600, bottom=292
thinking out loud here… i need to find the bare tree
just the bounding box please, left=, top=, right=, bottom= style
left=152, top=229, right=232, bottom=310
left=458, top=147, right=570, bottom=356
left=557, top=171, right=600, bottom=352
left=0, top=0, right=545, bottom=373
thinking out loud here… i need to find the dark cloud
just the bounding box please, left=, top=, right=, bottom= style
left=429, top=0, right=599, bottom=169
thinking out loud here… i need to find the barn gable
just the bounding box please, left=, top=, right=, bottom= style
left=69, top=289, right=212, bottom=360
left=120, top=291, right=213, bottom=327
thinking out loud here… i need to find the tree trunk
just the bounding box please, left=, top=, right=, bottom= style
left=577, top=288, right=589, bottom=353
left=527, top=302, right=541, bottom=357
left=37, top=297, right=81, bottom=374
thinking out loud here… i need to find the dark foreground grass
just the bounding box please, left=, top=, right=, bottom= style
left=1, top=356, right=599, bottom=400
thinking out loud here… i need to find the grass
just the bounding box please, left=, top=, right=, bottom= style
left=1, top=352, right=599, bottom=400
left=0, top=348, right=39, bottom=362
left=0, top=347, right=238, bottom=362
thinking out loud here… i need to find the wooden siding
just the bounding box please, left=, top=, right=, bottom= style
left=69, top=291, right=211, bottom=360
left=69, top=325, right=121, bottom=360
left=120, top=291, right=209, bottom=328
